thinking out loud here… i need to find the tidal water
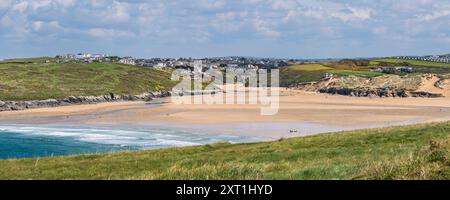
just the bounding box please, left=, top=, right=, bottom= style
left=0, top=125, right=260, bottom=159
left=0, top=117, right=425, bottom=159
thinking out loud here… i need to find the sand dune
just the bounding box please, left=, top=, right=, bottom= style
left=416, top=75, right=450, bottom=97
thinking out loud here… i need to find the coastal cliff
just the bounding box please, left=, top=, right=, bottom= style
left=297, top=74, right=450, bottom=98
left=0, top=91, right=171, bottom=112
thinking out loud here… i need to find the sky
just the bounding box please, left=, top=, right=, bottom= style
left=0, top=0, right=449, bottom=59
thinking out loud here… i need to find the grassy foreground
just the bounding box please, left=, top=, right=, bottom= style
left=0, top=122, right=449, bottom=180
left=0, top=62, right=176, bottom=101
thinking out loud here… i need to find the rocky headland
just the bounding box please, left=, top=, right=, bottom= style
left=295, top=74, right=450, bottom=98
left=0, top=91, right=171, bottom=112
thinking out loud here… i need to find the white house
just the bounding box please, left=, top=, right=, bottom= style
left=119, top=58, right=136, bottom=65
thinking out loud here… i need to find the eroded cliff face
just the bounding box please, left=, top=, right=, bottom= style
left=0, top=91, right=171, bottom=112
left=297, top=74, right=450, bottom=98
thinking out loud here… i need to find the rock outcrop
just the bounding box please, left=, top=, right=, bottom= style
left=0, top=91, right=171, bottom=112
left=314, top=74, right=447, bottom=98
left=319, top=87, right=443, bottom=98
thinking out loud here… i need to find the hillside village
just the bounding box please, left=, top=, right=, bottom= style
left=395, top=54, right=450, bottom=63
left=55, top=53, right=299, bottom=70
left=5, top=52, right=450, bottom=99
left=51, top=53, right=450, bottom=72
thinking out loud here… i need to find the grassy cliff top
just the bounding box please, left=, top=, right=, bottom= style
left=0, top=121, right=448, bottom=180
left=0, top=57, right=63, bottom=64
left=280, top=58, right=450, bottom=87
left=0, top=62, right=177, bottom=101
left=371, top=58, right=450, bottom=68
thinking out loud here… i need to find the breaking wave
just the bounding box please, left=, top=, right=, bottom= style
left=0, top=125, right=260, bottom=159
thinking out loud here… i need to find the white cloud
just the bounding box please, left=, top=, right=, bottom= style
left=31, top=20, right=61, bottom=32
left=243, top=0, right=263, bottom=5
left=1, top=0, right=450, bottom=57
left=210, top=11, right=248, bottom=32
left=86, top=28, right=134, bottom=38
left=54, top=0, right=75, bottom=7
left=0, top=0, right=13, bottom=10
left=301, top=5, right=372, bottom=22
left=252, top=17, right=280, bottom=37
left=277, top=2, right=372, bottom=23
left=302, top=8, right=325, bottom=20
left=136, top=2, right=165, bottom=25
left=332, top=6, right=372, bottom=22
left=199, top=0, right=226, bottom=9
left=416, top=8, right=450, bottom=21
left=271, top=0, right=296, bottom=10
left=11, top=0, right=75, bottom=13
left=100, top=1, right=130, bottom=22
left=372, top=26, right=387, bottom=34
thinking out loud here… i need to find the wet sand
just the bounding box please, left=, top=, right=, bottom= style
left=1, top=89, right=450, bottom=139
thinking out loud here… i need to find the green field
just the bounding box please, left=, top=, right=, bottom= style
left=287, top=64, right=333, bottom=71
left=371, top=58, right=450, bottom=74
left=0, top=121, right=448, bottom=180
left=4, top=57, right=448, bottom=94
left=371, top=58, right=450, bottom=68
left=328, top=69, right=383, bottom=77
left=281, top=58, right=450, bottom=87
left=280, top=63, right=382, bottom=86
left=0, top=57, right=63, bottom=64
left=0, top=62, right=177, bottom=101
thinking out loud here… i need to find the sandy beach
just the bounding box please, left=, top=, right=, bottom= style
left=1, top=89, right=450, bottom=139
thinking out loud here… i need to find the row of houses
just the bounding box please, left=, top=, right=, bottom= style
left=51, top=53, right=317, bottom=72
left=116, top=56, right=291, bottom=70
left=395, top=54, right=450, bottom=63
left=371, top=66, right=414, bottom=74
left=56, top=53, right=116, bottom=63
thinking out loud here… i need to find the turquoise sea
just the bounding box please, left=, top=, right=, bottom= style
left=0, top=125, right=260, bottom=159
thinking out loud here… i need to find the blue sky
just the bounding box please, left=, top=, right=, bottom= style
left=0, top=0, right=449, bottom=59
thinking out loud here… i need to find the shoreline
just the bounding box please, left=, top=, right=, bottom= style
left=2, top=88, right=450, bottom=139
left=2, top=88, right=450, bottom=160
left=0, top=91, right=171, bottom=112
left=1, top=82, right=449, bottom=114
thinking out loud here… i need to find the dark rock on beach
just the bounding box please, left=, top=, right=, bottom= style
left=0, top=91, right=171, bottom=112
left=319, top=87, right=442, bottom=98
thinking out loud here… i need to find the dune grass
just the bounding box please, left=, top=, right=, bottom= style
left=0, top=62, right=177, bottom=101
left=0, top=121, right=448, bottom=180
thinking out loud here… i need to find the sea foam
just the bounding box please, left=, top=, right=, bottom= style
left=0, top=124, right=257, bottom=150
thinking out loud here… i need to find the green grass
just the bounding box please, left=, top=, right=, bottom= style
left=0, top=57, right=63, bottom=64
left=371, top=58, right=450, bottom=68
left=287, top=64, right=333, bottom=71
left=282, top=59, right=450, bottom=87
left=371, top=58, right=450, bottom=74
left=280, top=63, right=383, bottom=86
left=0, top=62, right=177, bottom=101
left=328, top=69, right=383, bottom=77
left=280, top=63, right=334, bottom=86
left=280, top=68, right=325, bottom=86
left=0, top=121, right=448, bottom=180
